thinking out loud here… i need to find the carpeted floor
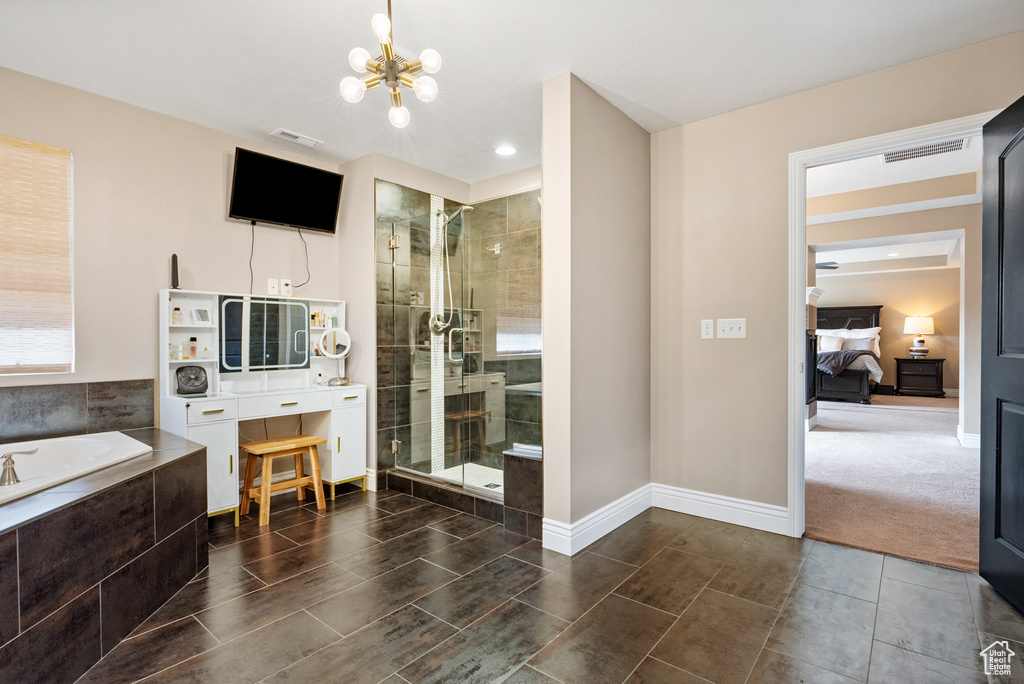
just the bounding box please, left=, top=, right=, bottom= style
left=806, top=398, right=979, bottom=571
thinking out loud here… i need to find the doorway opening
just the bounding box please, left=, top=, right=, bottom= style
left=787, top=112, right=996, bottom=570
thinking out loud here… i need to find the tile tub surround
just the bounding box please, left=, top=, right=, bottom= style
left=504, top=450, right=543, bottom=540
left=68, top=500, right=1024, bottom=684
left=0, top=378, right=155, bottom=442
left=0, top=429, right=207, bottom=684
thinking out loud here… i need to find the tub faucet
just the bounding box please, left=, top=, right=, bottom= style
left=1, top=448, right=36, bottom=486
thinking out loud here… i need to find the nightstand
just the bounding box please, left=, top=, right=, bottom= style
left=894, top=358, right=945, bottom=397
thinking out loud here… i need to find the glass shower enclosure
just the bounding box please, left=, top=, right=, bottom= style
left=377, top=181, right=504, bottom=495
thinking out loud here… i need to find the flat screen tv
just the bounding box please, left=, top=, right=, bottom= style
left=228, top=147, right=343, bottom=234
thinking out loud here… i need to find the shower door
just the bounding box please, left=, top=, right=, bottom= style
left=392, top=196, right=470, bottom=488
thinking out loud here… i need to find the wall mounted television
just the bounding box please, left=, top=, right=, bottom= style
left=228, top=147, right=343, bottom=234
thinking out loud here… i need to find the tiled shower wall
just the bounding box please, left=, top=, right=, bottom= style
left=0, top=379, right=155, bottom=443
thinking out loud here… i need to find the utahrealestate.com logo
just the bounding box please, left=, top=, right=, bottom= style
left=981, top=640, right=1016, bottom=677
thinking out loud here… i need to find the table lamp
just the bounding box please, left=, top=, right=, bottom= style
left=904, top=316, right=934, bottom=358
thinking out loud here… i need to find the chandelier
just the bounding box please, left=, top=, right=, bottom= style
left=340, top=1, right=441, bottom=128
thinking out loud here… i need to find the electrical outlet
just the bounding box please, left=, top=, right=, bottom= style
left=717, top=318, right=747, bottom=339
left=267, top=278, right=279, bottom=295
left=280, top=279, right=293, bottom=297
left=701, top=319, right=714, bottom=339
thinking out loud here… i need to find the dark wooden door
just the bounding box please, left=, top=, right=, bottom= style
left=981, top=94, right=1024, bottom=613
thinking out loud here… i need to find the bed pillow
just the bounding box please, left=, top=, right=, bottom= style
left=843, top=326, right=882, bottom=356
left=815, top=328, right=849, bottom=338
left=842, top=337, right=875, bottom=352
left=818, top=335, right=844, bottom=352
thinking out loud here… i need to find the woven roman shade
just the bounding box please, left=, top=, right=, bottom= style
left=0, top=136, right=74, bottom=374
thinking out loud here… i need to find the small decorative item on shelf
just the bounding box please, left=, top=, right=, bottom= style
left=169, top=343, right=182, bottom=361
left=192, top=308, right=210, bottom=324
left=171, top=307, right=183, bottom=325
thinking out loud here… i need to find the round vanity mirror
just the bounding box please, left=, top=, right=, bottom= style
left=317, top=328, right=352, bottom=359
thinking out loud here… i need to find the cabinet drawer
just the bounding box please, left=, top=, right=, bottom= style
left=333, top=386, right=366, bottom=407
left=901, top=374, right=941, bottom=390
left=186, top=400, right=237, bottom=425
left=901, top=362, right=938, bottom=375
left=238, top=391, right=332, bottom=418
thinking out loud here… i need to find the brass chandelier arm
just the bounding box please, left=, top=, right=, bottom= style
left=401, top=59, right=423, bottom=75
left=398, top=73, right=416, bottom=88
left=389, top=88, right=403, bottom=108
left=364, top=60, right=382, bottom=75
left=381, top=41, right=395, bottom=62
left=362, top=74, right=382, bottom=89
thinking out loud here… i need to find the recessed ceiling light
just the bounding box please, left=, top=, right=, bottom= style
left=495, top=145, right=516, bottom=156
left=887, top=252, right=900, bottom=257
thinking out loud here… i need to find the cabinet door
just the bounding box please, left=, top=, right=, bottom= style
left=187, top=421, right=238, bottom=514
left=328, top=405, right=367, bottom=483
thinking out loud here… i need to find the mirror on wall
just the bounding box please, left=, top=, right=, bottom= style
left=219, top=296, right=310, bottom=373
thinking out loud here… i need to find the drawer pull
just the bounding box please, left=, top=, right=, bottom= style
left=344, top=395, right=359, bottom=400
left=337, top=437, right=341, bottom=451
left=202, top=408, right=225, bottom=414
left=490, top=379, right=500, bottom=384
left=229, top=454, right=233, bottom=474
left=417, top=387, right=429, bottom=393
left=281, top=401, right=299, bottom=406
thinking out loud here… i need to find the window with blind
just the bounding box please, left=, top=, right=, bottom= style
left=0, top=136, right=74, bottom=374
left=496, top=267, right=542, bottom=356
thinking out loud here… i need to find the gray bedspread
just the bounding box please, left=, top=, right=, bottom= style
left=817, top=350, right=879, bottom=377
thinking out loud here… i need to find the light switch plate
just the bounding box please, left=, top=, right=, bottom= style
left=701, top=320, right=714, bottom=339
left=267, top=278, right=279, bottom=295
left=279, top=279, right=293, bottom=297
left=717, top=318, right=746, bottom=339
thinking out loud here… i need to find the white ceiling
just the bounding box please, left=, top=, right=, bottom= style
left=1, top=1, right=1022, bottom=183
left=806, top=136, right=983, bottom=198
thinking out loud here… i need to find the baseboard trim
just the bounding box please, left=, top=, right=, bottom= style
left=542, top=482, right=792, bottom=555
left=943, top=388, right=960, bottom=398
left=542, top=485, right=652, bottom=556
left=806, top=414, right=819, bottom=431
left=365, top=468, right=378, bottom=492
left=957, top=426, right=980, bottom=448
left=651, top=484, right=790, bottom=536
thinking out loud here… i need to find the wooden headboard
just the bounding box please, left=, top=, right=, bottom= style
left=817, top=305, right=882, bottom=330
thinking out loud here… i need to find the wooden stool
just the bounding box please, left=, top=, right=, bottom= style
left=444, top=410, right=490, bottom=456
left=239, top=435, right=327, bottom=526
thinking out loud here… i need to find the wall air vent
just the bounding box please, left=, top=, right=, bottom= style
left=270, top=128, right=323, bottom=149
left=883, top=138, right=964, bottom=163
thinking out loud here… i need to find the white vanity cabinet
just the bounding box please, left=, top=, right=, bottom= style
left=158, top=289, right=369, bottom=525
left=324, top=386, right=368, bottom=494
left=187, top=418, right=239, bottom=522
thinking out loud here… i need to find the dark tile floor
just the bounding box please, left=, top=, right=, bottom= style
left=75, top=486, right=1024, bottom=684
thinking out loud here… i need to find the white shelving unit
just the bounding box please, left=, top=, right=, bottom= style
left=159, top=289, right=368, bottom=525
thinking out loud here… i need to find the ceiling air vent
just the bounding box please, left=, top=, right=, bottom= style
left=270, top=128, right=323, bottom=149
left=883, top=138, right=964, bottom=163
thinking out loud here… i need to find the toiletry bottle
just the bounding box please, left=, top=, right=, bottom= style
left=172, top=307, right=183, bottom=325
left=189, top=337, right=198, bottom=359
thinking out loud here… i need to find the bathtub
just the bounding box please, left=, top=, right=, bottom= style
left=0, top=431, right=153, bottom=505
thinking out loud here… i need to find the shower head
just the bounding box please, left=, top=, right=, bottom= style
left=439, top=204, right=474, bottom=227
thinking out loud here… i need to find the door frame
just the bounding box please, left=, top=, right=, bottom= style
left=786, top=111, right=998, bottom=537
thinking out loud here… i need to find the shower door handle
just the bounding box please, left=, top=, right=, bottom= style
left=448, top=327, right=464, bottom=364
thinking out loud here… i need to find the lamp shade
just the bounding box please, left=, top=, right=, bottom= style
left=903, top=316, right=934, bottom=335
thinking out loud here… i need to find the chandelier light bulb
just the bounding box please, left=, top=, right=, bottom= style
left=388, top=105, right=411, bottom=128
left=413, top=76, right=438, bottom=102
left=339, top=76, right=367, bottom=103
left=348, top=47, right=371, bottom=73
left=419, top=48, right=442, bottom=74
left=371, top=13, right=392, bottom=42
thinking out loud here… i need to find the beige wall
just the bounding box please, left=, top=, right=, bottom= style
left=651, top=32, right=1024, bottom=507
left=543, top=74, right=652, bottom=524
left=817, top=269, right=961, bottom=388
left=807, top=172, right=977, bottom=216
left=0, top=66, right=346, bottom=391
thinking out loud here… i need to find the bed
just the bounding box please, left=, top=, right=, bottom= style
left=814, top=305, right=884, bottom=405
